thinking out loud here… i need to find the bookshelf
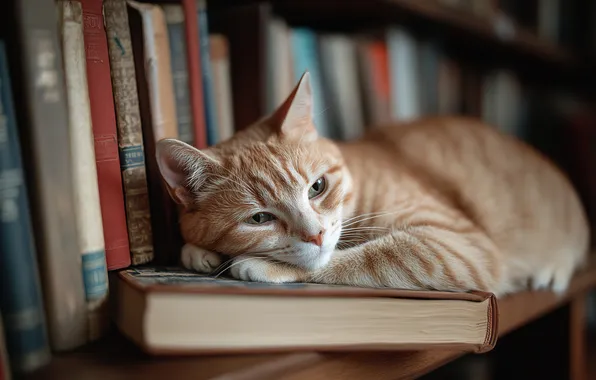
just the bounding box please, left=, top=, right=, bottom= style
left=2, top=0, right=596, bottom=379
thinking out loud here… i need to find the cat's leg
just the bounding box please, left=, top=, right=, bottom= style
left=228, top=225, right=503, bottom=293
left=310, top=225, right=502, bottom=293
left=181, top=243, right=223, bottom=273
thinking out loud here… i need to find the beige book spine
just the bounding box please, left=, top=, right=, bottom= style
left=104, top=0, right=154, bottom=265
left=127, top=0, right=178, bottom=141
left=209, top=35, right=235, bottom=141
left=58, top=0, right=109, bottom=342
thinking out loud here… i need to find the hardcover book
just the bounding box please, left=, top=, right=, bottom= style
left=115, top=267, right=498, bottom=355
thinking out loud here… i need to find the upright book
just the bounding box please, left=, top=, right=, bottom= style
left=115, top=267, right=498, bottom=354
left=0, top=41, right=51, bottom=373
left=80, top=0, right=131, bottom=271
left=3, top=0, right=88, bottom=351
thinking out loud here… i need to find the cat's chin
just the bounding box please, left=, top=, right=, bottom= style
left=280, top=248, right=333, bottom=271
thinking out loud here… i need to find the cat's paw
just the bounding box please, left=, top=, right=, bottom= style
left=229, top=257, right=306, bottom=283
left=181, top=244, right=222, bottom=273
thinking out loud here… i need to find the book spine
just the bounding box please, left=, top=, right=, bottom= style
left=128, top=1, right=183, bottom=265
left=0, top=314, right=11, bottom=380
left=209, top=35, right=235, bottom=141
left=163, top=4, right=195, bottom=145
left=11, top=0, right=88, bottom=351
left=80, top=0, right=131, bottom=271
left=103, top=0, right=154, bottom=266
left=196, top=0, right=219, bottom=145
left=181, top=0, right=207, bottom=149
left=57, top=0, right=109, bottom=342
left=0, top=41, right=51, bottom=374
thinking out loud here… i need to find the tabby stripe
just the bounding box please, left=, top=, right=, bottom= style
left=295, top=163, right=309, bottom=183
left=252, top=176, right=280, bottom=200
left=327, top=164, right=342, bottom=175
left=426, top=234, right=488, bottom=291
left=421, top=238, right=467, bottom=290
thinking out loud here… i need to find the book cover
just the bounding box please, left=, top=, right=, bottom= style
left=80, top=0, right=131, bottom=271
left=0, top=41, right=51, bottom=373
left=57, top=0, right=110, bottom=342
left=3, top=0, right=88, bottom=351
left=103, top=0, right=154, bottom=266
left=115, top=267, right=498, bottom=355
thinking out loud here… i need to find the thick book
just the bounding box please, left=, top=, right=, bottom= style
left=57, top=0, right=110, bottom=342
left=103, top=0, right=154, bottom=266
left=114, top=267, right=498, bottom=355
left=80, top=0, right=131, bottom=271
left=2, top=0, right=88, bottom=351
left=0, top=41, right=51, bottom=373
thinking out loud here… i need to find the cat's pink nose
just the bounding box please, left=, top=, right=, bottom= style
left=302, top=230, right=324, bottom=247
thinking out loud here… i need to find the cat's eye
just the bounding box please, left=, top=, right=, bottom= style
left=308, top=177, right=326, bottom=199
left=246, top=212, right=276, bottom=225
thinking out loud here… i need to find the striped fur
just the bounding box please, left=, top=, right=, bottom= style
left=157, top=73, right=590, bottom=297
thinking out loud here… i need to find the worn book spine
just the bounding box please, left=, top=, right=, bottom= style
left=7, top=0, right=88, bottom=351
left=0, top=41, right=51, bottom=374
left=80, top=0, right=131, bottom=271
left=128, top=1, right=182, bottom=265
left=103, top=0, right=154, bottom=266
left=181, top=0, right=207, bottom=149
left=58, top=0, right=109, bottom=342
left=196, top=0, right=218, bottom=145
left=163, top=4, right=195, bottom=145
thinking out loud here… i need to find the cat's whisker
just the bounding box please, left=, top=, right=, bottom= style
left=342, top=211, right=399, bottom=227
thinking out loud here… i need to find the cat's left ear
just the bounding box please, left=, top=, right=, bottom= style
left=155, top=138, right=221, bottom=207
left=270, top=71, right=318, bottom=142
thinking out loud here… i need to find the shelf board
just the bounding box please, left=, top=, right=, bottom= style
left=23, top=256, right=596, bottom=380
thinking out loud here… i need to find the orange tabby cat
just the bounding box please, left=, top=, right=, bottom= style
left=156, top=72, right=590, bottom=297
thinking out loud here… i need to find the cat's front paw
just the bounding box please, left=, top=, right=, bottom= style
left=229, top=257, right=306, bottom=283
left=181, top=243, right=222, bottom=273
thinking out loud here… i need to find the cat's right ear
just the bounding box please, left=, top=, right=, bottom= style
left=155, top=139, right=220, bottom=207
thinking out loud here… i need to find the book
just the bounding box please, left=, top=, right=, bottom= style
left=265, top=16, right=293, bottom=114
left=209, top=34, right=235, bottom=142
left=103, top=0, right=154, bottom=266
left=80, top=0, right=131, bottom=271
left=181, top=0, right=207, bottom=149
left=387, top=27, right=421, bottom=121
left=57, top=0, right=110, bottom=342
left=196, top=0, right=219, bottom=145
left=128, top=1, right=182, bottom=265
left=0, top=40, right=51, bottom=373
left=114, top=267, right=498, bottom=355
left=3, top=0, right=88, bottom=351
left=163, top=4, right=195, bottom=146
left=355, top=38, right=391, bottom=126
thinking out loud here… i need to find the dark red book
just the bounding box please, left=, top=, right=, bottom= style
left=81, top=0, right=131, bottom=270
left=181, top=0, right=207, bottom=149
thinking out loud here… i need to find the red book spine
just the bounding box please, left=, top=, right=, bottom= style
left=182, top=0, right=208, bottom=149
left=81, top=0, right=131, bottom=270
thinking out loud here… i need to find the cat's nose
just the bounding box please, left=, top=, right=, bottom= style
left=302, top=230, right=324, bottom=247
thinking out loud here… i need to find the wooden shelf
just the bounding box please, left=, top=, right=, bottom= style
left=23, top=257, right=596, bottom=380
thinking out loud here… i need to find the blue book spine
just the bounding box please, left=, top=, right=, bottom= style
left=0, top=41, right=51, bottom=373
left=289, top=28, right=331, bottom=138
left=197, top=0, right=219, bottom=146
left=164, top=7, right=195, bottom=146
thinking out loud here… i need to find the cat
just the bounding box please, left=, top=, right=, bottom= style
left=156, top=72, right=590, bottom=297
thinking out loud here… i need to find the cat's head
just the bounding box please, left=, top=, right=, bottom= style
left=156, top=72, right=352, bottom=270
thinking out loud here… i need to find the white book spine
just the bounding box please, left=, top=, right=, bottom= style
left=58, top=0, right=108, bottom=337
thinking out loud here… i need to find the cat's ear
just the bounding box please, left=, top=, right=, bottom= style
left=156, top=138, right=220, bottom=207
left=270, top=71, right=318, bottom=142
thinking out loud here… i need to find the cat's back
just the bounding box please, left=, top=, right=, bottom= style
left=351, top=116, right=589, bottom=276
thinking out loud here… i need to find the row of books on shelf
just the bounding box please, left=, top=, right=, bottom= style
left=0, top=0, right=235, bottom=376
left=1, top=0, right=596, bottom=377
